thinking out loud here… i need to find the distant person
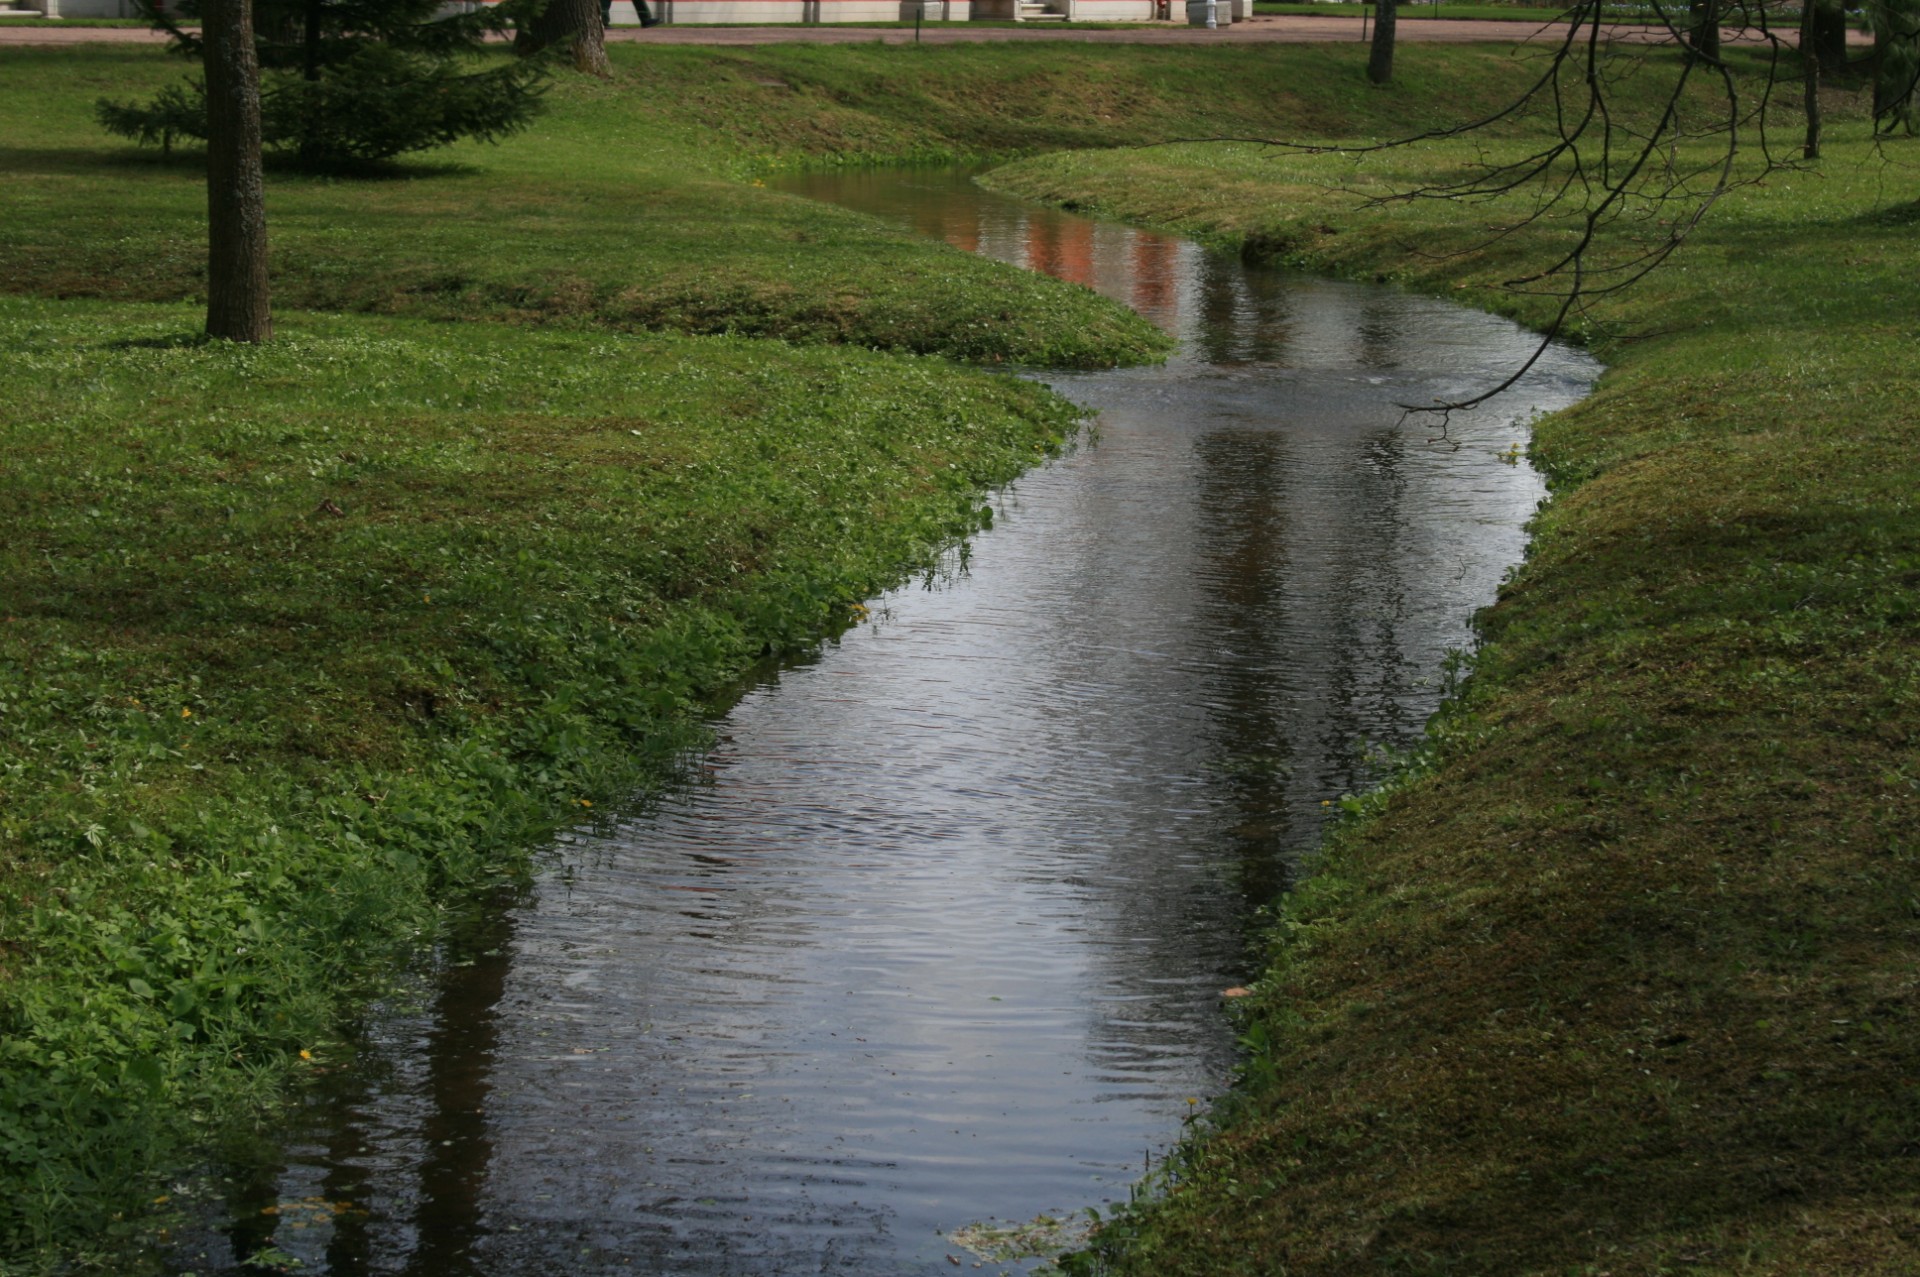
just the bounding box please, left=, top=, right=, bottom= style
left=603, top=0, right=661, bottom=26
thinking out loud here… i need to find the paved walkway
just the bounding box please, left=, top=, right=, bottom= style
left=0, top=14, right=1850, bottom=47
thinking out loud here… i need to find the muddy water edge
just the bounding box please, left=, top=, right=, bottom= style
left=163, top=168, right=1599, bottom=1276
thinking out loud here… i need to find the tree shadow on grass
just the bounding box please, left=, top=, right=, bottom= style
left=101, top=331, right=211, bottom=351
left=0, top=143, right=484, bottom=182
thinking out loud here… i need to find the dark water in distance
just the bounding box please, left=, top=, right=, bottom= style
left=170, top=170, right=1598, bottom=1276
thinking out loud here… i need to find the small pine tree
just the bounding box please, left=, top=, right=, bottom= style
left=98, top=0, right=550, bottom=168
left=1873, top=0, right=1920, bottom=134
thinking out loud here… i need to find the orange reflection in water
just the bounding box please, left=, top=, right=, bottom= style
left=1024, top=216, right=1097, bottom=290
left=1129, top=233, right=1180, bottom=321
left=934, top=202, right=982, bottom=255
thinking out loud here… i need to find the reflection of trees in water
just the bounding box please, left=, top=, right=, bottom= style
left=1194, top=254, right=1298, bottom=365
left=1306, top=427, right=1420, bottom=806
left=200, top=905, right=515, bottom=1276
left=314, top=1082, right=375, bottom=1274
left=1189, top=428, right=1298, bottom=911
left=395, top=906, right=515, bottom=1277
left=220, top=1142, right=286, bottom=1273
left=195, top=170, right=1564, bottom=1276
left=1355, top=297, right=1407, bottom=371
left=1187, top=415, right=1425, bottom=913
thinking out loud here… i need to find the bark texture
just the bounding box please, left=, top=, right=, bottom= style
left=1801, top=0, right=1823, bottom=158
left=1807, top=0, right=1850, bottom=75
left=515, top=0, right=610, bottom=77
left=202, top=0, right=272, bottom=343
left=1689, top=0, right=1720, bottom=62
left=1366, top=0, right=1395, bottom=85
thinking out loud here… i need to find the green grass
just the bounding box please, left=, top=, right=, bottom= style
left=9, top=33, right=1911, bottom=1273
left=1, top=48, right=1178, bottom=368
left=0, top=300, right=1088, bottom=1260
left=0, top=37, right=1550, bottom=1267
left=985, top=56, right=1920, bottom=1277
left=0, top=43, right=1552, bottom=353
left=634, top=18, right=1161, bottom=25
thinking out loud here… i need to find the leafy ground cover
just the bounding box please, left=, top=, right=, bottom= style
left=0, top=300, right=1090, bottom=1263
left=986, top=55, right=1920, bottom=1277
left=2, top=36, right=1542, bottom=1268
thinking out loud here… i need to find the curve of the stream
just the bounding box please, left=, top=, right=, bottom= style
left=169, top=168, right=1599, bottom=1277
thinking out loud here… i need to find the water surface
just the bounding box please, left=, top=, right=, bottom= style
left=172, top=169, right=1598, bottom=1276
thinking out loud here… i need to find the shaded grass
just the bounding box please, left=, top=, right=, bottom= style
left=0, top=45, right=1184, bottom=369
left=0, top=42, right=1548, bottom=369
left=986, top=60, right=1920, bottom=1277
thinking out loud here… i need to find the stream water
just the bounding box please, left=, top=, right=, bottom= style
left=170, top=170, right=1598, bottom=1276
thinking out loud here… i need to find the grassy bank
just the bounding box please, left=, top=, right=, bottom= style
left=986, top=59, right=1920, bottom=1277
left=0, top=36, right=1572, bottom=1267
left=0, top=301, right=1088, bottom=1258
left=0, top=43, right=1551, bottom=367
left=8, top=32, right=1901, bottom=1271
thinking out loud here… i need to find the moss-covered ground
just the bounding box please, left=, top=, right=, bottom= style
left=985, top=53, right=1920, bottom=1277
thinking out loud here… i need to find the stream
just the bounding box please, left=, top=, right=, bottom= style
left=169, top=169, right=1598, bottom=1276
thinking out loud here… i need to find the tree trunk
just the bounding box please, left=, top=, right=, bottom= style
left=1801, top=0, right=1823, bottom=158
left=515, top=0, right=610, bottom=76
left=1367, top=0, right=1396, bottom=85
left=1873, top=0, right=1920, bottom=134
left=202, top=0, right=272, bottom=343
left=1689, top=0, right=1720, bottom=63
left=1808, top=0, right=1849, bottom=77
left=303, top=0, right=322, bottom=81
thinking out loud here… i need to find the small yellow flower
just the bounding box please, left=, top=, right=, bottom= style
left=580, top=799, right=593, bottom=808
left=181, top=708, right=192, bottom=719
left=299, top=1049, right=313, bottom=1061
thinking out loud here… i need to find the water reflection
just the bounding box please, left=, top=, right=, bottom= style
left=170, top=169, right=1598, bottom=1276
